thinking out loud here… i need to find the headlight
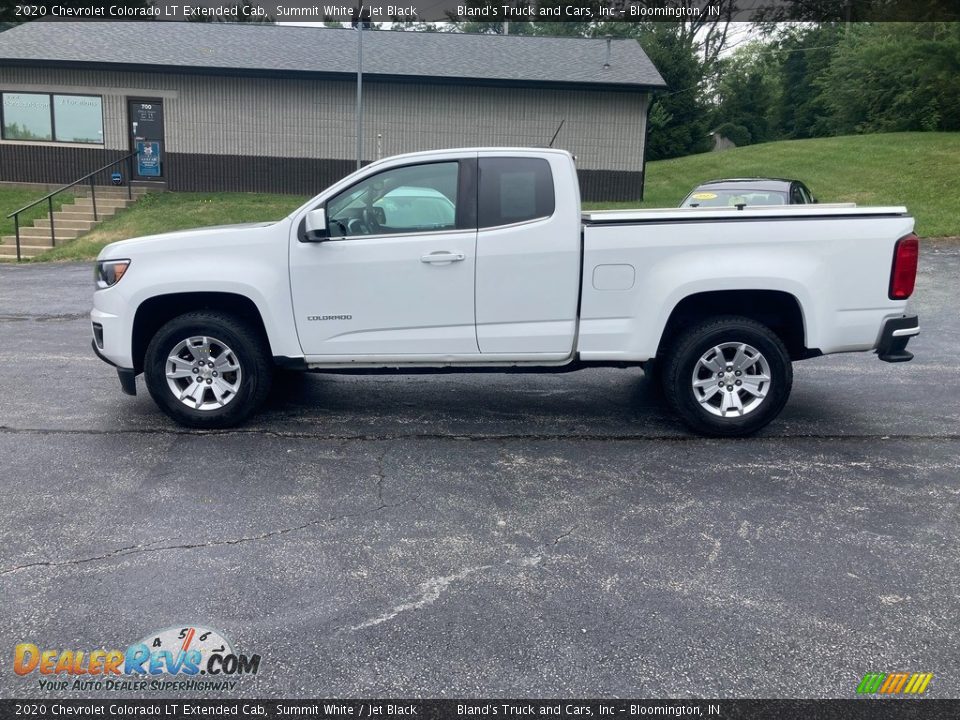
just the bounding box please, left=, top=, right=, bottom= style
left=95, top=259, right=130, bottom=289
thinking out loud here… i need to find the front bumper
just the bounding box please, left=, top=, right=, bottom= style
left=876, top=314, right=919, bottom=363
left=91, top=338, right=138, bottom=396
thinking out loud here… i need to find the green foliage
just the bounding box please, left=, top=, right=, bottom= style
left=712, top=23, right=959, bottom=145
left=710, top=41, right=780, bottom=145
left=816, top=23, right=960, bottom=135
left=640, top=25, right=710, bottom=160
left=772, top=23, right=841, bottom=139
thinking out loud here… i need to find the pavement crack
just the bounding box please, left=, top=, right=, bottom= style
left=551, top=525, right=578, bottom=545
left=351, top=564, right=493, bottom=631
left=0, top=496, right=420, bottom=577
left=351, top=550, right=545, bottom=632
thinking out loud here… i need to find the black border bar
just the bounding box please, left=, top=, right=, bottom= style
left=2, top=699, right=959, bottom=720
left=2, top=0, right=959, bottom=24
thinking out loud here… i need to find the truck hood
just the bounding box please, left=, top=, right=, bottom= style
left=97, top=220, right=286, bottom=260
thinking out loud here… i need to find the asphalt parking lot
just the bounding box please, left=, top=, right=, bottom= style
left=0, top=242, right=958, bottom=700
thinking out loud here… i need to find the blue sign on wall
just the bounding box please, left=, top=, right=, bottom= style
left=136, top=141, right=161, bottom=177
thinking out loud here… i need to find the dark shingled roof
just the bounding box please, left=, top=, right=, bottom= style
left=0, top=22, right=666, bottom=90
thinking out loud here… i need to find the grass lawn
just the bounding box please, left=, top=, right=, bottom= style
left=31, top=191, right=308, bottom=262
left=0, top=187, right=76, bottom=238
left=584, top=131, right=960, bottom=238
left=6, top=131, right=957, bottom=262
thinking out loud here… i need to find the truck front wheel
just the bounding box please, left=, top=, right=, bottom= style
left=144, top=311, right=272, bottom=429
left=661, top=316, right=792, bottom=437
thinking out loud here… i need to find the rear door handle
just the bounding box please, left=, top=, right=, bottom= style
left=420, top=251, right=465, bottom=264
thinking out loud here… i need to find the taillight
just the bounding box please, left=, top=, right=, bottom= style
left=889, top=233, right=919, bottom=300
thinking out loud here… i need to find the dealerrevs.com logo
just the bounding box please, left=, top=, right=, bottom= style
left=856, top=672, right=934, bottom=695
left=13, top=625, right=261, bottom=692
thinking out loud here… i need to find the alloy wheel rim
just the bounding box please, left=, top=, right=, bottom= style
left=691, top=342, right=771, bottom=418
left=165, top=335, right=242, bottom=411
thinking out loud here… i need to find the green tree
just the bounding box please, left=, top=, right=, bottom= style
left=769, top=23, right=841, bottom=139
left=710, top=41, right=779, bottom=145
left=640, top=24, right=711, bottom=159
left=816, top=22, right=960, bottom=134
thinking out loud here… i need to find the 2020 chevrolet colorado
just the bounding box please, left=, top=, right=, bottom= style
left=91, top=148, right=920, bottom=436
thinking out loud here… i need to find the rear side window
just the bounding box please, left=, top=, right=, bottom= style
left=478, top=157, right=554, bottom=228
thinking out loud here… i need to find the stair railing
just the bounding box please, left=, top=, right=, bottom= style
left=5, top=151, right=138, bottom=262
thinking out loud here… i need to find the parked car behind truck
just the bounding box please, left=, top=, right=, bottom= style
left=681, top=178, right=817, bottom=208
left=91, top=148, right=920, bottom=436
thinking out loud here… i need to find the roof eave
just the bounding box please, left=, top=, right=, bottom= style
left=0, top=58, right=667, bottom=92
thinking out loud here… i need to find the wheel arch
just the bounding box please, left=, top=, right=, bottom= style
left=131, top=292, right=271, bottom=373
left=655, top=289, right=813, bottom=361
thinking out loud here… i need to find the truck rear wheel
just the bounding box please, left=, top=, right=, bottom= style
left=661, top=316, right=792, bottom=437
left=144, top=311, right=272, bottom=429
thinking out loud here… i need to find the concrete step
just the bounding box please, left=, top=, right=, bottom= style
left=33, top=218, right=96, bottom=231
left=55, top=210, right=114, bottom=221
left=69, top=198, right=132, bottom=209
left=15, top=227, right=80, bottom=241
left=3, top=187, right=149, bottom=259
left=0, top=240, right=58, bottom=256
left=74, top=186, right=148, bottom=197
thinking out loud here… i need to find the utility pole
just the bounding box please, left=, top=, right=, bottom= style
left=356, top=20, right=363, bottom=170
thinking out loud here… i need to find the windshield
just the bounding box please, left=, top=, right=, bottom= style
left=682, top=189, right=789, bottom=208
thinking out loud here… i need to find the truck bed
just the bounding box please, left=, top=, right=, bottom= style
left=582, top=204, right=908, bottom=225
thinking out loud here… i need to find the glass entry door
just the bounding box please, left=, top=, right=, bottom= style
left=128, top=98, right=164, bottom=180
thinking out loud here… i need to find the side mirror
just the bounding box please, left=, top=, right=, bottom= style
left=303, top=208, right=329, bottom=242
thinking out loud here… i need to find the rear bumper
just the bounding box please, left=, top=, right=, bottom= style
left=876, top=314, right=919, bottom=363
left=91, top=339, right=138, bottom=395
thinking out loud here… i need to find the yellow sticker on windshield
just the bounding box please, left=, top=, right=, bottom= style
left=692, top=192, right=717, bottom=200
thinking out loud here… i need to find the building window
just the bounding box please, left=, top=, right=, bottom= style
left=1, top=92, right=103, bottom=144
left=2, top=93, right=52, bottom=141
left=53, top=95, right=104, bottom=143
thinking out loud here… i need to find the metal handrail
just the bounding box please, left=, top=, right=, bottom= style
left=5, top=151, right=138, bottom=262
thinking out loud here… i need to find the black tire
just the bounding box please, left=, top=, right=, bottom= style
left=144, top=311, right=272, bottom=429
left=661, top=315, right=792, bottom=437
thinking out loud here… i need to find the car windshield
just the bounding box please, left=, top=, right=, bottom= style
left=683, top=189, right=789, bottom=208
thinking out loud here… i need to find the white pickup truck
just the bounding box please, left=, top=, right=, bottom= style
left=91, top=148, right=920, bottom=436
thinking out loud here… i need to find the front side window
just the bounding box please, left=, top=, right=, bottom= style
left=326, top=162, right=459, bottom=238
left=479, top=157, right=554, bottom=228
left=1, top=92, right=103, bottom=144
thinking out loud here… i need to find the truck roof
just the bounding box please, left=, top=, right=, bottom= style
left=363, top=147, right=573, bottom=168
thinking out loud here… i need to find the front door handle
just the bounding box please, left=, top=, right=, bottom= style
left=420, top=251, right=465, bottom=264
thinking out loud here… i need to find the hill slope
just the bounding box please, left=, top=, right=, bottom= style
left=590, top=132, right=959, bottom=238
